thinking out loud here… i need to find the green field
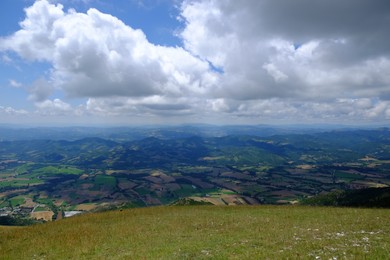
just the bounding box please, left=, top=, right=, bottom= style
left=9, top=197, right=25, bottom=207
left=1, top=206, right=389, bottom=259
left=94, top=175, right=116, bottom=186
left=32, top=166, right=84, bottom=176
left=0, top=178, right=43, bottom=188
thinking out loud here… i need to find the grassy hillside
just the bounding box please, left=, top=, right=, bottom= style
left=1, top=206, right=389, bottom=259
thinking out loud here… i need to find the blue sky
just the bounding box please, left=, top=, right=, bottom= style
left=1, top=0, right=390, bottom=126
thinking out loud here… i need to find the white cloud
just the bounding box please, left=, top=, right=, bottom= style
left=1, top=0, right=390, bottom=124
left=86, top=95, right=194, bottom=117
left=208, top=98, right=230, bottom=113
left=179, top=0, right=390, bottom=101
left=34, top=98, right=76, bottom=116
left=28, top=78, right=53, bottom=102
left=0, top=0, right=216, bottom=100
left=35, top=98, right=71, bottom=110
left=0, top=106, right=28, bottom=115
left=9, top=79, right=22, bottom=88
left=262, top=63, right=288, bottom=83
left=203, top=98, right=390, bottom=123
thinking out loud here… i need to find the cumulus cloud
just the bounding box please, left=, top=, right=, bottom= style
left=28, top=78, right=53, bottom=102
left=9, top=79, right=22, bottom=88
left=205, top=98, right=390, bottom=123
left=180, top=0, right=390, bottom=101
left=0, top=0, right=216, bottom=101
left=34, top=98, right=73, bottom=116
left=1, top=0, right=390, bottom=124
left=86, top=95, right=195, bottom=117
left=0, top=106, right=28, bottom=115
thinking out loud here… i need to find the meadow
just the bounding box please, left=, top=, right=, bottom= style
left=1, top=205, right=389, bottom=259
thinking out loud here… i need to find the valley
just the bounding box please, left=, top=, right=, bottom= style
left=1, top=126, right=389, bottom=222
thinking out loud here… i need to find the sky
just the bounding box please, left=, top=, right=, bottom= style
left=0, top=0, right=390, bottom=126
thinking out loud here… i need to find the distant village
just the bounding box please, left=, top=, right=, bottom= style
left=0, top=159, right=84, bottom=222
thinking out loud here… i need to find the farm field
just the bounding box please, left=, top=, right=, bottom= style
left=1, top=127, right=390, bottom=221
left=1, top=158, right=389, bottom=217
left=1, top=206, right=389, bottom=259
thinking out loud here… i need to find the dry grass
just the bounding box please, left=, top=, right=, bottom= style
left=30, top=211, right=54, bottom=222
left=1, top=206, right=389, bottom=259
left=76, top=203, right=98, bottom=211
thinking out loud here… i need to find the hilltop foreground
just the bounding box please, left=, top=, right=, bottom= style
left=1, top=206, right=389, bottom=259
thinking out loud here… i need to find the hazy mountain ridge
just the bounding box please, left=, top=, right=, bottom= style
left=0, top=124, right=377, bottom=141
left=2, top=127, right=389, bottom=165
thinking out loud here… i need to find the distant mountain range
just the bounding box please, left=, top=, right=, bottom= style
left=0, top=124, right=387, bottom=141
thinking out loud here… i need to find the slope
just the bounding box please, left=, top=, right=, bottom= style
left=1, top=206, right=389, bottom=259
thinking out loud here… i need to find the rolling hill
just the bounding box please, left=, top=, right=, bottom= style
left=1, top=127, right=390, bottom=220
